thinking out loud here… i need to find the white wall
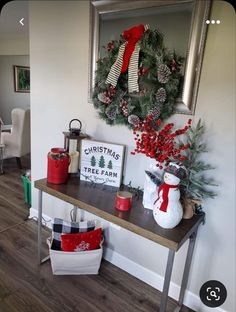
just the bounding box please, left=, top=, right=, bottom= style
left=0, top=0, right=29, bottom=55
left=0, top=55, right=30, bottom=123
left=29, top=1, right=235, bottom=311
left=0, top=37, right=29, bottom=55
left=0, top=1, right=30, bottom=122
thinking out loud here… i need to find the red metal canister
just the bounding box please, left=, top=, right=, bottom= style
left=115, top=191, right=132, bottom=211
left=47, top=148, right=70, bottom=184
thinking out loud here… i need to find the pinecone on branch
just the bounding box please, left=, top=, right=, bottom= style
left=157, top=64, right=171, bottom=84
left=128, top=114, right=140, bottom=127
left=120, top=98, right=129, bottom=117
left=121, top=107, right=129, bottom=117
left=148, top=106, right=161, bottom=120
left=156, top=88, right=166, bottom=103
left=105, top=106, right=117, bottom=120
left=98, top=92, right=111, bottom=105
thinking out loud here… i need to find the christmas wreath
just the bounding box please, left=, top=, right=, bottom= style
left=92, top=24, right=184, bottom=129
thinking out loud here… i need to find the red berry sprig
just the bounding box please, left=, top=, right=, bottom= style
left=131, top=116, right=192, bottom=169
left=138, top=66, right=149, bottom=76
left=105, top=41, right=115, bottom=52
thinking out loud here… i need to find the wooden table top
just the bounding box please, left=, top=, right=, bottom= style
left=35, top=178, right=205, bottom=251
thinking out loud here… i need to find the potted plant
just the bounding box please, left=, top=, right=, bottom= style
left=179, top=119, right=217, bottom=218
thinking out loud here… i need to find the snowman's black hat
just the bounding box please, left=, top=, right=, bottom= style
left=165, top=162, right=186, bottom=180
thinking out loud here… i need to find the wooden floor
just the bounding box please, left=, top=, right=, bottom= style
left=0, top=156, right=194, bottom=312
left=0, top=156, right=30, bottom=232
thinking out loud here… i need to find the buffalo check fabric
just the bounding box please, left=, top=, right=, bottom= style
left=51, top=218, right=96, bottom=250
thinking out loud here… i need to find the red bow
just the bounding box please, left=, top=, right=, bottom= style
left=121, top=24, right=145, bottom=73
left=154, top=183, right=178, bottom=212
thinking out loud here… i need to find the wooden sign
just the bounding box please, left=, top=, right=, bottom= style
left=80, top=139, right=125, bottom=187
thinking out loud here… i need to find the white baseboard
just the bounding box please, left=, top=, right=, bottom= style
left=103, top=247, right=227, bottom=312
left=29, top=207, right=227, bottom=312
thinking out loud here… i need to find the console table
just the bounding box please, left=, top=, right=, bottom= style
left=35, top=177, right=204, bottom=312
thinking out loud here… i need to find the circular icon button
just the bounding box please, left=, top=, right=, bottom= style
left=200, top=280, right=227, bottom=308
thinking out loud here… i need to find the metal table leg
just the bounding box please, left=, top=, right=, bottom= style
left=160, top=249, right=175, bottom=312
left=37, top=190, right=43, bottom=264
left=0, top=145, right=4, bottom=174
left=71, top=205, right=78, bottom=222
left=174, top=230, right=198, bottom=312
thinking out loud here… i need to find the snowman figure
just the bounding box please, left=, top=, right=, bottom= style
left=153, top=163, right=186, bottom=229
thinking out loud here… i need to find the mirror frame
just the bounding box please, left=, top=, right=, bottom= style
left=89, top=0, right=211, bottom=115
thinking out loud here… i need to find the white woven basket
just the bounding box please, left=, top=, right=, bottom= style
left=47, top=238, right=103, bottom=275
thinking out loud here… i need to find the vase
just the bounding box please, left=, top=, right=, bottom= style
left=142, top=159, right=162, bottom=210
left=181, top=197, right=201, bottom=219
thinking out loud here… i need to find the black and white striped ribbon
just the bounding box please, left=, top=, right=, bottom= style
left=106, top=43, right=140, bottom=93
left=106, top=43, right=126, bottom=88
left=128, top=44, right=140, bottom=93
left=106, top=25, right=149, bottom=94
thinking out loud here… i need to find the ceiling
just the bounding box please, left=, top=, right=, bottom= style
left=0, top=0, right=29, bottom=40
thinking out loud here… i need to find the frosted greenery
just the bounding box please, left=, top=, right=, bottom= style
left=179, top=119, right=218, bottom=200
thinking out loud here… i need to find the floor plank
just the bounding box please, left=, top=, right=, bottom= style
left=0, top=155, right=30, bottom=232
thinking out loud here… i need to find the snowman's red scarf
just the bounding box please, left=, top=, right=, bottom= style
left=154, top=183, right=178, bottom=212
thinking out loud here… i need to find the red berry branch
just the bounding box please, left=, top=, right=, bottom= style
left=131, top=116, right=192, bottom=169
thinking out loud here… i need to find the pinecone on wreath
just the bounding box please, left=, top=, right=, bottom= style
left=98, top=92, right=111, bottom=105
left=157, top=64, right=171, bottom=84
left=156, top=88, right=166, bottom=103
left=128, top=114, right=140, bottom=127
left=121, top=107, right=129, bottom=117
left=148, top=106, right=161, bottom=120
left=120, top=98, right=129, bottom=117
left=105, top=106, right=117, bottom=120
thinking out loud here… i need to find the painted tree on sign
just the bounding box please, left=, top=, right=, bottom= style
left=98, top=155, right=105, bottom=168
left=91, top=156, right=96, bottom=167
left=107, top=160, right=113, bottom=169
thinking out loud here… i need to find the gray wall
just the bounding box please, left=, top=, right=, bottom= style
left=100, top=10, right=192, bottom=58
left=0, top=55, right=30, bottom=123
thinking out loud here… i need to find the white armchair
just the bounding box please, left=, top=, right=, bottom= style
left=0, top=108, right=30, bottom=168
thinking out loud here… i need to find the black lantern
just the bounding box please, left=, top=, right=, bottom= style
left=63, top=119, right=89, bottom=174
left=63, top=119, right=88, bottom=153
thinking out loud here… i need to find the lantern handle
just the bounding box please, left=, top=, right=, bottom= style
left=69, top=119, right=82, bottom=134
